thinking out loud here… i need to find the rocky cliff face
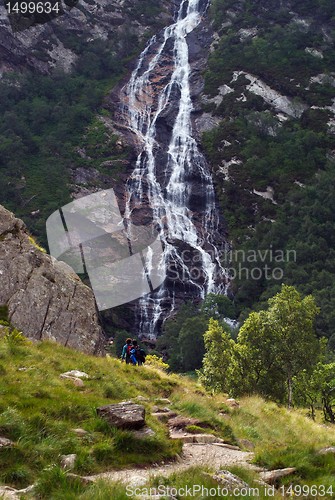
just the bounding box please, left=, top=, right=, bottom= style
left=0, top=204, right=104, bottom=353
left=0, top=0, right=172, bottom=75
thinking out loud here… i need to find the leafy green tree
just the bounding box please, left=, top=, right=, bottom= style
left=237, top=285, right=320, bottom=407
left=233, top=310, right=286, bottom=400
left=178, top=317, right=207, bottom=372
left=201, top=293, right=236, bottom=319
left=198, top=318, right=235, bottom=393
left=293, top=369, right=320, bottom=420
left=157, top=302, right=199, bottom=371
left=294, top=362, right=335, bottom=422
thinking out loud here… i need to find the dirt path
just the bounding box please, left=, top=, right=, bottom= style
left=84, top=443, right=255, bottom=488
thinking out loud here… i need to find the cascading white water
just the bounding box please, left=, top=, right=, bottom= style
left=122, top=0, right=227, bottom=337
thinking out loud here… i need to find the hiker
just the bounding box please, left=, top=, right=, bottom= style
left=121, top=338, right=132, bottom=364
left=130, top=339, right=146, bottom=366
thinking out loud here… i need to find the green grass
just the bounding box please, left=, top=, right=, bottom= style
left=1, top=335, right=335, bottom=497
left=226, top=396, right=335, bottom=489
left=0, top=337, right=181, bottom=490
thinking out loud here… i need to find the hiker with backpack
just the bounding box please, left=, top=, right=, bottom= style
left=121, top=338, right=132, bottom=364
left=130, top=339, right=146, bottom=366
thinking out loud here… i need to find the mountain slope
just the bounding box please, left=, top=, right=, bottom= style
left=199, top=0, right=335, bottom=336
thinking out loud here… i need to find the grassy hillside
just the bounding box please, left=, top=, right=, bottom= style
left=1, top=332, right=335, bottom=498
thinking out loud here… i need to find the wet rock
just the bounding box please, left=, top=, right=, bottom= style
left=0, top=205, right=104, bottom=355
left=97, top=401, right=145, bottom=429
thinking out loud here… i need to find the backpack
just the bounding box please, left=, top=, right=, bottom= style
left=126, top=344, right=132, bottom=358
left=139, top=348, right=146, bottom=363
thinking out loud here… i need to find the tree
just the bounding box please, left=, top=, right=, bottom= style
left=237, top=285, right=320, bottom=407
left=201, top=293, right=236, bottom=319
left=178, top=317, right=206, bottom=372
left=233, top=310, right=286, bottom=400
left=156, top=302, right=200, bottom=372
left=198, top=318, right=235, bottom=393
left=294, top=362, right=335, bottom=423
left=293, top=369, right=320, bottom=420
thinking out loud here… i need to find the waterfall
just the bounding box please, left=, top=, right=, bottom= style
left=122, top=0, right=227, bottom=337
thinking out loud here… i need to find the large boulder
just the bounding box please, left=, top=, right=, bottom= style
left=0, top=205, right=104, bottom=354
left=96, top=402, right=145, bottom=429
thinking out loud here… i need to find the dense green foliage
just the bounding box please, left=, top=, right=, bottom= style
left=199, top=286, right=322, bottom=407
left=0, top=0, right=167, bottom=246
left=294, top=362, right=335, bottom=422
left=203, top=0, right=335, bottom=341
left=157, top=295, right=237, bottom=372
left=0, top=71, right=105, bottom=241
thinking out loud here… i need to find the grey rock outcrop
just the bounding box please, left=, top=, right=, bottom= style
left=0, top=0, right=172, bottom=75
left=96, top=401, right=145, bottom=429
left=0, top=204, right=104, bottom=354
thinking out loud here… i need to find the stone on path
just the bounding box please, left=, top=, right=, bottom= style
left=97, top=401, right=145, bottom=429
left=260, top=467, right=296, bottom=484
left=212, top=469, right=250, bottom=490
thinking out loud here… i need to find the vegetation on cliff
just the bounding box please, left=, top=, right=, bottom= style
left=202, top=0, right=335, bottom=342
left=0, top=0, right=169, bottom=245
